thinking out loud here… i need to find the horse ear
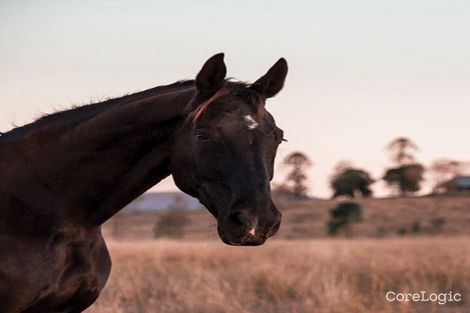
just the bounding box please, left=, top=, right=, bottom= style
left=250, top=58, right=288, bottom=98
left=196, top=53, right=227, bottom=96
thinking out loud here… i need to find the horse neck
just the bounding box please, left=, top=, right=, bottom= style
left=4, top=85, right=196, bottom=227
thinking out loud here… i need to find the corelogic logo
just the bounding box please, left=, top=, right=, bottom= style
left=386, top=291, right=462, bottom=305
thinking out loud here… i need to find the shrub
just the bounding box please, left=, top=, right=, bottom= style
left=153, top=211, right=189, bottom=239
left=397, top=227, right=407, bottom=236
left=411, top=221, right=421, bottom=233
left=327, top=202, right=362, bottom=237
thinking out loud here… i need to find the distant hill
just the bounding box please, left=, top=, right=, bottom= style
left=125, top=192, right=203, bottom=212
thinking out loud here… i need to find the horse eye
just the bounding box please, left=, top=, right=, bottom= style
left=194, top=131, right=210, bottom=142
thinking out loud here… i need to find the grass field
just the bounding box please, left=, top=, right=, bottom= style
left=103, top=196, right=470, bottom=240
left=86, top=237, right=470, bottom=313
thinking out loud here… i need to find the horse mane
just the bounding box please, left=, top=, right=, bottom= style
left=0, top=79, right=264, bottom=144
left=0, top=80, right=195, bottom=145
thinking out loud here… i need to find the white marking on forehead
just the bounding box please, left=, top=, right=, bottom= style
left=243, top=115, right=259, bottom=130
left=248, top=227, right=256, bottom=236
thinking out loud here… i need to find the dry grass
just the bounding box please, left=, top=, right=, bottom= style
left=86, top=237, right=469, bottom=313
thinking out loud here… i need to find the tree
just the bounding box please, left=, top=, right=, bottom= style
left=153, top=195, right=190, bottom=239
left=430, top=217, right=446, bottom=233
left=332, top=161, right=354, bottom=175
left=271, top=183, right=297, bottom=201
left=168, top=194, right=189, bottom=211
left=327, top=202, right=362, bottom=237
left=386, top=137, right=418, bottom=165
left=330, top=162, right=374, bottom=198
left=430, top=159, right=463, bottom=191
left=281, top=152, right=312, bottom=200
left=384, top=137, right=424, bottom=196
left=383, top=163, right=425, bottom=195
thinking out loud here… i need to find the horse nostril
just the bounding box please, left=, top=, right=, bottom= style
left=225, top=211, right=248, bottom=236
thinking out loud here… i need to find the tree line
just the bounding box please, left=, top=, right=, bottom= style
left=275, top=136, right=468, bottom=199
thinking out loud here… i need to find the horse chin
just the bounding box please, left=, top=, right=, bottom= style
left=219, top=236, right=266, bottom=247
left=218, top=232, right=243, bottom=246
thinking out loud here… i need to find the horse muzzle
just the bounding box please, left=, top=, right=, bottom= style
left=217, top=208, right=281, bottom=246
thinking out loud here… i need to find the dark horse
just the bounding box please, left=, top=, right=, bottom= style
left=0, top=53, right=288, bottom=312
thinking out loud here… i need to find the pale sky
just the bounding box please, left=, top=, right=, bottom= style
left=1, top=0, right=469, bottom=198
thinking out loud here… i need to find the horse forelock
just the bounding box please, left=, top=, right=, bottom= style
left=192, top=82, right=265, bottom=124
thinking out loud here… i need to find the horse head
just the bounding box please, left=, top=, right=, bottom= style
left=172, top=54, right=288, bottom=246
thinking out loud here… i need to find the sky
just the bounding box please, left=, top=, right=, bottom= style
left=1, top=0, right=469, bottom=198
